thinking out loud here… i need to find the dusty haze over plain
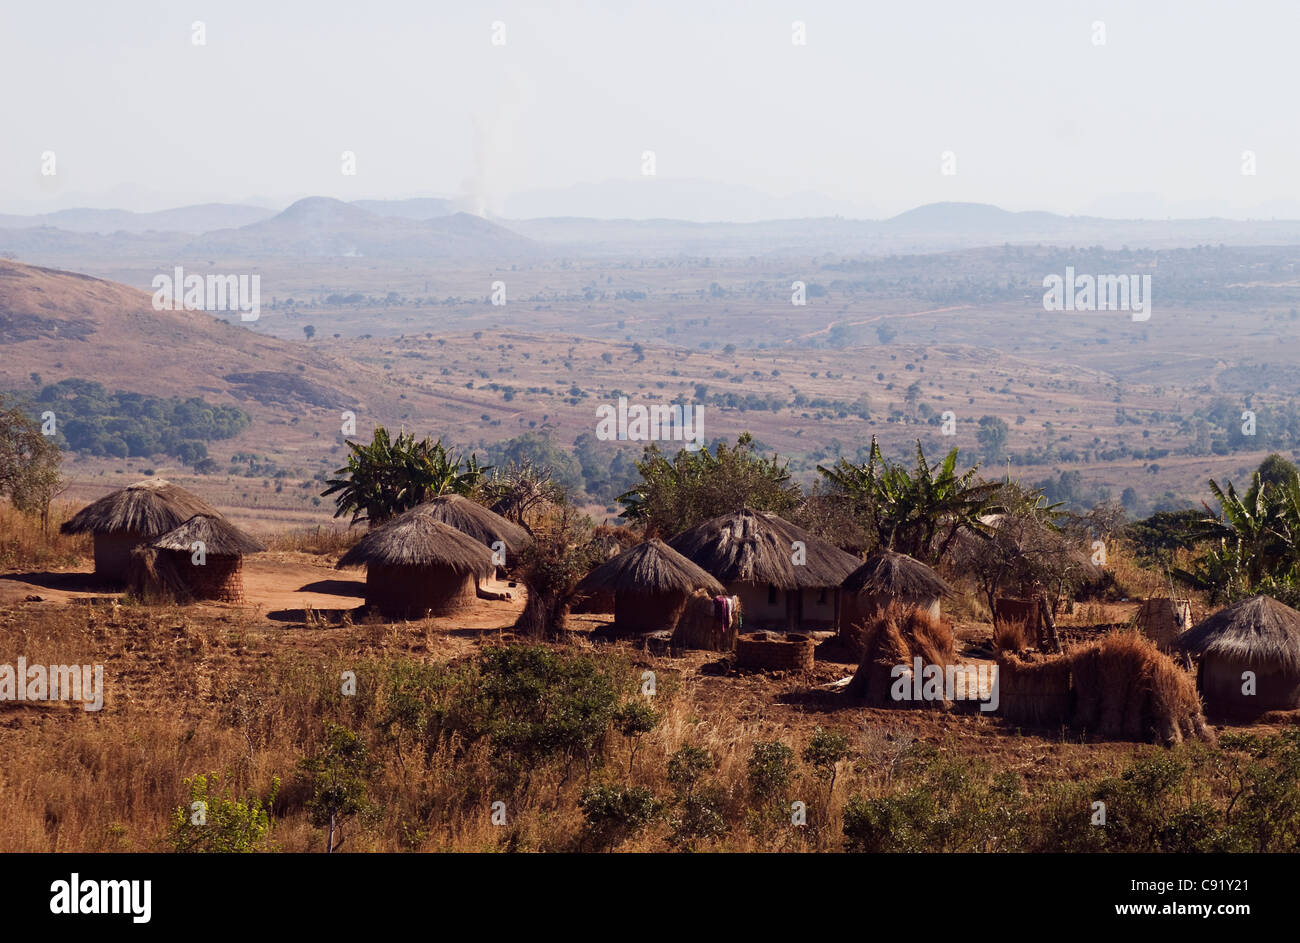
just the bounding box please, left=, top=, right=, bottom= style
left=2, top=0, right=1298, bottom=220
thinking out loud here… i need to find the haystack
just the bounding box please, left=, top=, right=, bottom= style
left=1175, top=595, right=1300, bottom=717
left=336, top=507, right=495, bottom=618
left=144, top=513, right=265, bottom=602
left=845, top=602, right=957, bottom=706
left=841, top=549, right=951, bottom=633
left=672, top=588, right=740, bottom=652
left=994, top=630, right=1211, bottom=745
left=994, top=652, right=1073, bottom=728
left=1071, top=631, right=1211, bottom=745
left=60, top=478, right=220, bottom=582
left=574, top=539, right=723, bottom=635
left=668, top=509, right=859, bottom=631
left=412, top=494, right=531, bottom=559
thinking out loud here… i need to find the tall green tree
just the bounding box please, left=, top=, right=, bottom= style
left=0, top=395, right=63, bottom=530
left=321, top=427, right=484, bottom=526
left=616, top=433, right=798, bottom=537
left=817, top=436, right=1001, bottom=564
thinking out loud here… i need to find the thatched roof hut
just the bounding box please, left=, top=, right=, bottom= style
left=841, top=549, right=952, bottom=631
left=336, top=505, right=495, bottom=618
left=668, top=509, right=860, bottom=631
left=1176, top=595, right=1300, bottom=717
left=60, top=478, right=220, bottom=582
left=129, top=513, right=265, bottom=603
left=575, top=539, right=723, bottom=635
left=413, top=495, right=531, bottom=560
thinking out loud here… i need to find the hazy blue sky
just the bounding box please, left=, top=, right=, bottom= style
left=2, top=0, right=1296, bottom=219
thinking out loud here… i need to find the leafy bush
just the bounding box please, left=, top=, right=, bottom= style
left=169, top=771, right=278, bottom=853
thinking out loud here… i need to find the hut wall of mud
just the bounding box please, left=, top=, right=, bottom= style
left=798, top=587, right=840, bottom=631
left=1199, top=656, right=1300, bottom=717
left=612, top=590, right=689, bottom=635
left=94, top=531, right=149, bottom=582
left=365, top=563, right=478, bottom=618
left=731, top=581, right=787, bottom=630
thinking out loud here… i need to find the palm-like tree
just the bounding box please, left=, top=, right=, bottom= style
left=817, top=436, right=1002, bottom=564
left=321, top=427, right=485, bottom=526
left=1175, top=472, right=1300, bottom=600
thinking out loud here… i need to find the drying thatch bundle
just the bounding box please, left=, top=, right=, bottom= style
left=60, top=478, right=220, bottom=582
left=574, top=539, right=723, bottom=635
left=126, top=546, right=191, bottom=603
left=672, top=588, right=739, bottom=652
left=142, top=513, right=265, bottom=603
left=668, top=509, right=859, bottom=631
left=841, top=549, right=952, bottom=630
left=994, top=651, right=1072, bottom=728
left=336, top=506, right=495, bottom=617
left=844, top=602, right=956, bottom=706
left=1175, top=595, right=1300, bottom=717
left=1071, top=631, right=1211, bottom=745
left=1136, top=597, right=1192, bottom=651
left=411, top=494, right=531, bottom=558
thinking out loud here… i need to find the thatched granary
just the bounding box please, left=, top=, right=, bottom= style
left=336, top=506, right=496, bottom=618
left=60, top=478, right=220, bottom=582
left=130, top=513, right=265, bottom=603
left=668, top=509, right=859, bottom=632
left=841, top=549, right=952, bottom=633
left=1176, top=595, right=1300, bottom=717
left=1136, top=597, right=1192, bottom=652
left=413, top=494, right=531, bottom=562
left=574, top=539, right=724, bottom=635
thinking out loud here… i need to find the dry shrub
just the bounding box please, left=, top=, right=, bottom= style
left=992, top=618, right=1029, bottom=655
left=845, top=602, right=955, bottom=706
left=1070, top=630, right=1212, bottom=746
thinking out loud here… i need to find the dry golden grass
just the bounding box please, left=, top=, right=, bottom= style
left=0, top=501, right=91, bottom=571
left=992, top=618, right=1029, bottom=654
left=1070, top=629, right=1212, bottom=746
left=265, top=524, right=360, bottom=557
left=845, top=603, right=956, bottom=706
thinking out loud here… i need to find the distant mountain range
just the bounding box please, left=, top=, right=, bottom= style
left=4, top=195, right=1300, bottom=261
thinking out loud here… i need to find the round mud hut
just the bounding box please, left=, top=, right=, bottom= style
left=840, top=549, right=952, bottom=632
left=60, top=478, right=220, bottom=583
left=574, top=539, right=724, bottom=635
left=137, top=513, right=266, bottom=603
left=668, top=509, right=859, bottom=632
left=336, top=507, right=496, bottom=618
left=414, top=494, right=531, bottom=563
left=1176, top=595, right=1300, bottom=717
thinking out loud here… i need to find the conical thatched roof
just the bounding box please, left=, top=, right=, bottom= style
left=412, top=494, right=531, bottom=555
left=335, top=506, right=495, bottom=577
left=61, top=478, right=221, bottom=537
left=668, top=509, right=860, bottom=590
left=1176, top=595, right=1300, bottom=672
left=576, top=539, right=724, bottom=597
left=150, top=514, right=266, bottom=557
left=842, top=549, right=953, bottom=598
